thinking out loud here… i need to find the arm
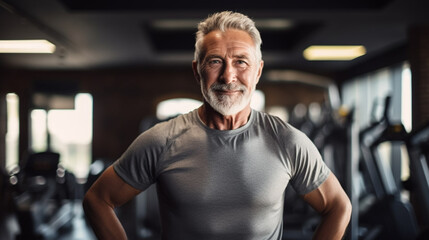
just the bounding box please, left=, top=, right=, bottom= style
left=83, top=166, right=141, bottom=240
left=302, top=172, right=352, bottom=240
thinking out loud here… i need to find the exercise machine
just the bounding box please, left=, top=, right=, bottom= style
left=358, top=96, right=419, bottom=240
left=407, top=122, right=429, bottom=238
left=9, top=151, right=76, bottom=240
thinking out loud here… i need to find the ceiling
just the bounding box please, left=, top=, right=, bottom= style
left=0, top=0, right=428, bottom=77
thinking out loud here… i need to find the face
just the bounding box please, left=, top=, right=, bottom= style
left=193, top=29, right=264, bottom=116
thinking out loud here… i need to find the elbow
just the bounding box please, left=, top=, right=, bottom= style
left=337, top=195, right=352, bottom=223
left=82, top=189, right=102, bottom=216
left=323, top=194, right=352, bottom=223
left=344, top=198, right=353, bottom=221
left=82, top=188, right=116, bottom=215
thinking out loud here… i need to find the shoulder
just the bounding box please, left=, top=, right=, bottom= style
left=140, top=110, right=197, bottom=145
left=253, top=110, right=307, bottom=143
left=114, top=111, right=198, bottom=177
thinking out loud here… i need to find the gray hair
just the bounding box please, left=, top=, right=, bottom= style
left=194, top=11, right=262, bottom=67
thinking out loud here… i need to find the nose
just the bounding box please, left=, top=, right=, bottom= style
left=219, top=61, right=237, bottom=84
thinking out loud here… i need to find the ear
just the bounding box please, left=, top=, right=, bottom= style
left=255, top=60, right=264, bottom=85
left=192, top=60, right=201, bottom=85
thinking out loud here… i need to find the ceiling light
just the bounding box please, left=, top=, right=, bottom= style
left=303, top=45, right=366, bottom=61
left=0, top=40, right=56, bottom=53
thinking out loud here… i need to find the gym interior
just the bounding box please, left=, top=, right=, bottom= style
left=1, top=0, right=429, bottom=239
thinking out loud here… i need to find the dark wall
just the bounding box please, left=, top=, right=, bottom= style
left=261, top=82, right=326, bottom=109
left=0, top=68, right=200, bottom=163
left=409, top=25, right=429, bottom=128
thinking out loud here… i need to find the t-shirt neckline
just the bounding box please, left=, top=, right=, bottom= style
left=193, top=108, right=255, bottom=136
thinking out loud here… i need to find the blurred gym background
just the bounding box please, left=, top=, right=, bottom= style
left=1, top=0, right=429, bottom=239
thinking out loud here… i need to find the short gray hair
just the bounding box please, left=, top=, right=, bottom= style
left=194, top=11, right=262, bottom=65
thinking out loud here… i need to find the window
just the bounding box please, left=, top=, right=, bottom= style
left=5, top=93, right=19, bottom=172
left=401, top=63, right=412, bottom=132
left=30, top=93, right=93, bottom=180
left=156, top=98, right=202, bottom=120
left=342, top=63, right=410, bottom=130
left=30, top=109, right=48, bottom=152
left=341, top=62, right=412, bottom=198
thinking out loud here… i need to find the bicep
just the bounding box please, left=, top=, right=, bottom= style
left=87, top=165, right=141, bottom=208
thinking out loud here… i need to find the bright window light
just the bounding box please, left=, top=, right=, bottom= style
left=6, top=93, right=19, bottom=171
left=47, top=94, right=93, bottom=144
left=31, top=109, right=48, bottom=152
left=156, top=98, right=202, bottom=120
left=401, top=64, right=412, bottom=132
left=0, top=40, right=56, bottom=53
left=251, top=90, right=265, bottom=111
left=303, top=45, right=366, bottom=61
left=46, top=93, right=93, bottom=179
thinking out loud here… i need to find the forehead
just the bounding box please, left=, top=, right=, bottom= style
left=202, top=29, right=256, bottom=56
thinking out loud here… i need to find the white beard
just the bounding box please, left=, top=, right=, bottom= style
left=201, top=81, right=253, bottom=116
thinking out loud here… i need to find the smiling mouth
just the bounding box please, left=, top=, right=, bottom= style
left=215, top=89, right=242, bottom=95
left=211, top=83, right=246, bottom=96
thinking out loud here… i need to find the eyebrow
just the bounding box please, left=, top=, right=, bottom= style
left=234, top=54, right=250, bottom=60
left=205, top=54, right=222, bottom=60
left=204, top=54, right=251, bottom=61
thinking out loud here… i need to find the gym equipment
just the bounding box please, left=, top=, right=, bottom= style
left=312, top=105, right=354, bottom=186
left=407, top=122, right=429, bottom=235
left=357, top=96, right=419, bottom=240
left=9, top=151, right=76, bottom=240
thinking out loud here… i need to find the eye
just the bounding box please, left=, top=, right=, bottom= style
left=236, top=59, right=248, bottom=67
left=206, top=58, right=223, bottom=68
left=210, top=59, right=221, bottom=64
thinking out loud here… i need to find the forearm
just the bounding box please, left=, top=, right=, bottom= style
left=83, top=190, right=127, bottom=240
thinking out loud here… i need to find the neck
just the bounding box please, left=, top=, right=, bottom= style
left=198, top=103, right=251, bottom=130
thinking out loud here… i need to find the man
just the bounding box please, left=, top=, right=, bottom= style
left=83, top=11, right=351, bottom=240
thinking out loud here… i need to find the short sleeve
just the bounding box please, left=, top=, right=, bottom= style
left=287, top=129, right=331, bottom=195
left=113, top=127, right=165, bottom=191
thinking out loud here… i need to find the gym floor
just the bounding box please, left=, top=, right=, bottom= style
left=0, top=201, right=96, bottom=240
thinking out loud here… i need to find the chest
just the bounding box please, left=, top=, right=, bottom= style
left=156, top=134, right=291, bottom=209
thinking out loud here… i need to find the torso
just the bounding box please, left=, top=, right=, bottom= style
left=113, top=109, right=329, bottom=240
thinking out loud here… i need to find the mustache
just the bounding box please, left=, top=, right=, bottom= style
left=210, top=82, right=247, bottom=92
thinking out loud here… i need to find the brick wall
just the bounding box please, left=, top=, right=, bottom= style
left=409, top=25, right=429, bottom=128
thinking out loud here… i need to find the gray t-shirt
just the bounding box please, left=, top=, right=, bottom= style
left=113, top=109, right=330, bottom=240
